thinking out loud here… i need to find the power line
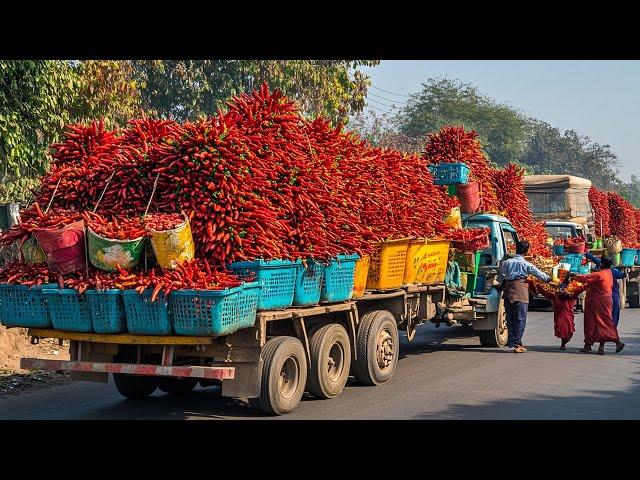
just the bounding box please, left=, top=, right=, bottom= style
left=367, top=97, right=402, bottom=110
left=365, top=103, right=396, bottom=115
left=368, top=91, right=407, bottom=105
left=370, top=85, right=412, bottom=98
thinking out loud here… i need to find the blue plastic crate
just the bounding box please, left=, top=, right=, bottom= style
left=0, top=283, right=56, bottom=328
left=562, top=253, right=584, bottom=272
left=85, top=290, right=126, bottom=334
left=553, top=244, right=565, bottom=256
left=428, top=163, right=471, bottom=185
left=122, top=289, right=172, bottom=335
left=293, top=259, right=325, bottom=306
left=621, top=248, right=638, bottom=267
left=42, top=289, right=93, bottom=332
left=170, top=282, right=260, bottom=336
left=321, top=254, right=359, bottom=303
left=229, top=259, right=297, bottom=311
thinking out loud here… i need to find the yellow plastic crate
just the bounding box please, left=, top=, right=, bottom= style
left=352, top=255, right=371, bottom=299
left=403, top=238, right=428, bottom=284
left=366, top=239, right=410, bottom=290
left=414, top=239, right=451, bottom=285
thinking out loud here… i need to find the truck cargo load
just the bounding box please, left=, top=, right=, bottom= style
left=523, top=175, right=593, bottom=224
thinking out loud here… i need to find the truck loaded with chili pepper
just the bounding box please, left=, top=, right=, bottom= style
left=0, top=85, right=586, bottom=415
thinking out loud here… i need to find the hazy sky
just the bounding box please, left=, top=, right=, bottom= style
left=361, top=60, right=639, bottom=181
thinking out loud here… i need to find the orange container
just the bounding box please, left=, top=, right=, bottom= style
left=352, top=255, right=371, bottom=299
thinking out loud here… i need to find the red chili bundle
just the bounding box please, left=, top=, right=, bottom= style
left=83, top=211, right=146, bottom=240
left=564, top=237, right=586, bottom=247
left=493, top=163, right=549, bottom=257
left=423, top=126, right=500, bottom=213
left=0, top=262, right=57, bottom=287
left=123, top=261, right=244, bottom=301
left=608, top=192, right=637, bottom=245
left=447, top=227, right=490, bottom=251
left=0, top=204, right=84, bottom=247
left=143, top=213, right=184, bottom=232
left=589, top=187, right=610, bottom=237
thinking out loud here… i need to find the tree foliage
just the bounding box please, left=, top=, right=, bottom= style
left=131, top=60, right=379, bottom=124
left=520, top=120, right=621, bottom=190
left=0, top=60, right=80, bottom=203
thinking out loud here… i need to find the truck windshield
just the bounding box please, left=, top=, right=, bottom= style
left=545, top=225, right=575, bottom=240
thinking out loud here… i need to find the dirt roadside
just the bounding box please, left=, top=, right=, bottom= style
left=0, top=326, right=72, bottom=398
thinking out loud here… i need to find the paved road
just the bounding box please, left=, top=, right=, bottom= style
left=2, top=308, right=640, bottom=419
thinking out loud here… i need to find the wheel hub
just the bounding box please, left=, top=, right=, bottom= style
left=327, top=343, right=344, bottom=382
left=376, top=329, right=394, bottom=370
left=278, top=356, right=299, bottom=400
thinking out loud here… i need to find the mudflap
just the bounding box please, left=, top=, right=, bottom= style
left=221, top=359, right=263, bottom=399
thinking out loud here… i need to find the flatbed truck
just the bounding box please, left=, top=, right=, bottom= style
left=19, top=213, right=515, bottom=415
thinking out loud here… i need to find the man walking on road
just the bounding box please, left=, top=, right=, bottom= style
left=499, top=240, right=551, bottom=353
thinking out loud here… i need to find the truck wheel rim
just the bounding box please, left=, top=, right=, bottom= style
left=279, top=356, right=299, bottom=400
left=376, top=329, right=394, bottom=371
left=327, top=343, right=344, bottom=383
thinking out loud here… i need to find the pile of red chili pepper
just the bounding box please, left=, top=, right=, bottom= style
left=608, top=192, right=638, bottom=245
left=144, top=213, right=185, bottom=232
left=0, top=204, right=84, bottom=249
left=82, top=211, right=146, bottom=240
left=423, top=126, right=500, bottom=213
left=492, top=163, right=549, bottom=257
left=0, top=262, right=57, bottom=287
left=589, top=187, right=611, bottom=238
left=120, top=261, right=244, bottom=301
left=564, top=237, right=586, bottom=248
left=448, top=227, right=491, bottom=251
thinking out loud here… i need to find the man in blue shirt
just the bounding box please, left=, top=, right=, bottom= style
left=498, top=240, right=552, bottom=352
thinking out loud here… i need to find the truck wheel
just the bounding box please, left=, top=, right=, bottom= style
left=307, top=324, right=351, bottom=399
left=158, top=378, right=198, bottom=395
left=113, top=374, right=158, bottom=400
left=354, top=310, right=399, bottom=386
left=478, top=299, right=508, bottom=347
left=255, top=336, right=307, bottom=416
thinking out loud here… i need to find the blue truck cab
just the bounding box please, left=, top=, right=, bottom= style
left=460, top=212, right=518, bottom=347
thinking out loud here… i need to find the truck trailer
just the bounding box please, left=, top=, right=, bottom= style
left=19, top=213, right=516, bottom=415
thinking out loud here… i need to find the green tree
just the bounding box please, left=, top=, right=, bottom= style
left=71, top=60, right=143, bottom=128
left=0, top=60, right=80, bottom=203
left=520, top=120, right=621, bottom=190
left=616, top=175, right=640, bottom=208
left=131, top=60, right=379, bottom=124
left=394, top=77, right=530, bottom=165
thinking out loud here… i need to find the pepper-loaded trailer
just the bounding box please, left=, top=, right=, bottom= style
left=19, top=214, right=516, bottom=415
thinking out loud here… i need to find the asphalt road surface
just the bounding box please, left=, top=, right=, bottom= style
left=2, top=308, right=640, bottom=420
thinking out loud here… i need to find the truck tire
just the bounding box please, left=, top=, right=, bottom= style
left=254, top=336, right=307, bottom=416
left=158, top=377, right=199, bottom=395
left=307, top=324, right=351, bottom=399
left=113, top=374, right=158, bottom=400
left=354, top=310, right=399, bottom=386
left=478, top=299, right=508, bottom=348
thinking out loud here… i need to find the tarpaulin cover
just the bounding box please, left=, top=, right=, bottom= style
left=523, top=175, right=593, bottom=222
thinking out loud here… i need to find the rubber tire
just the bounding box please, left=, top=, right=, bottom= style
left=307, top=324, right=351, bottom=399
left=113, top=374, right=158, bottom=400
left=158, top=377, right=198, bottom=395
left=354, top=310, right=399, bottom=386
left=478, top=299, right=509, bottom=347
left=254, top=336, right=308, bottom=416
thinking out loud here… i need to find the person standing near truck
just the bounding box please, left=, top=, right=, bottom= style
left=574, top=257, right=625, bottom=355
left=498, top=240, right=552, bottom=353
left=585, top=251, right=625, bottom=327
